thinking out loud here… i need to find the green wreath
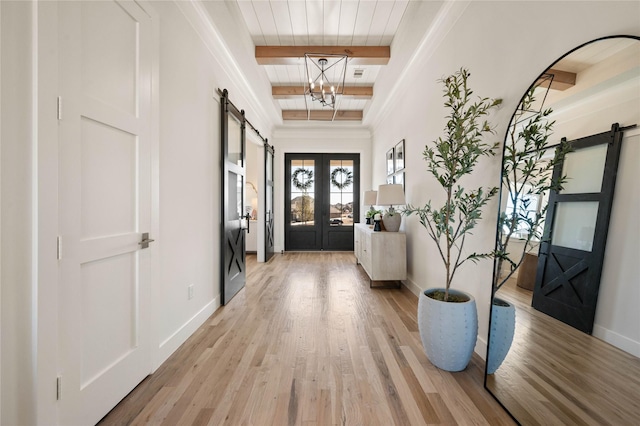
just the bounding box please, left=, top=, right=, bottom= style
left=331, top=167, right=353, bottom=190
left=292, top=168, right=314, bottom=191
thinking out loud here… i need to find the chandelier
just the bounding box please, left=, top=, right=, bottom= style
left=304, top=53, right=348, bottom=117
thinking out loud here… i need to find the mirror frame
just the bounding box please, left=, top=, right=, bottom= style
left=483, top=34, right=640, bottom=422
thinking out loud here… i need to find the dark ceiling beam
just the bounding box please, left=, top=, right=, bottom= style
left=537, top=68, right=577, bottom=91
left=256, top=46, right=390, bottom=65
left=282, top=110, right=363, bottom=121
left=272, top=86, right=373, bottom=99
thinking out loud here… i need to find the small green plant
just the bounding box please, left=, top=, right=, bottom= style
left=404, top=68, right=502, bottom=302
left=493, top=85, right=570, bottom=292
left=365, top=208, right=382, bottom=219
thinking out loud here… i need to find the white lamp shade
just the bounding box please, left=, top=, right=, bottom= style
left=376, top=184, right=405, bottom=206
left=363, top=190, right=378, bottom=205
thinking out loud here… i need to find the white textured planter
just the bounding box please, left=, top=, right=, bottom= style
left=417, top=288, right=478, bottom=372
left=486, top=297, right=516, bottom=374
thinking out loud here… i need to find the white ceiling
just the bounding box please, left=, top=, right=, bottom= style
left=211, top=2, right=638, bottom=125
left=231, top=0, right=412, bottom=118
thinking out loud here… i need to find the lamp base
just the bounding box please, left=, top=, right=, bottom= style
left=382, top=213, right=401, bottom=232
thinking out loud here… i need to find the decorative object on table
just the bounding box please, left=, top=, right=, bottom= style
left=365, top=208, right=382, bottom=227
left=394, top=139, right=405, bottom=171
left=487, top=83, right=570, bottom=374
left=373, top=213, right=382, bottom=232
left=403, top=68, right=502, bottom=371
left=386, top=148, right=395, bottom=176
left=376, top=184, right=405, bottom=232
left=363, top=190, right=378, bottom=224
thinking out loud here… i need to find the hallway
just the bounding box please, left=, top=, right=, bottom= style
left=99, top=253, right=513, bottom=425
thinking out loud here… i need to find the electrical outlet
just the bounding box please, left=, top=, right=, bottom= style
left=188, top=284, right=194, bottom=300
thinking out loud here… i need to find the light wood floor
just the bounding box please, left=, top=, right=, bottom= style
left=99, top=252, right=514, bottom=425
left=487, top=278, right=640, bottom=425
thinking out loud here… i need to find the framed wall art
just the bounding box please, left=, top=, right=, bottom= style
left=386, top=148, right=395, bottom=176
left=394, top=139, right=405, bottom=171
left=394, top=171, right=405, bottom=190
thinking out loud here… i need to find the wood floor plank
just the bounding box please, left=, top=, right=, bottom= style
left=99, top=253, right=515, bottom=426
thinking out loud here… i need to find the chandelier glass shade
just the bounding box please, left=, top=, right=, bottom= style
left=304, top=53, right=348, bottom=116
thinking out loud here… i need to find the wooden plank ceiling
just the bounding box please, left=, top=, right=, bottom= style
left=233, top=0, right=411, bottom=122
left=231, top=0, right=605, bottom=122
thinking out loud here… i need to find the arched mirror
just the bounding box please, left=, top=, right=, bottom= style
left=485, top=36, right=640, bottom=424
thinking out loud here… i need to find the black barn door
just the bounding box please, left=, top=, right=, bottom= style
left=265, top=142, right=275, bottom=262
left=220, top=90, right=248, bottom=305
left=532, top=124, right=624, bottom=333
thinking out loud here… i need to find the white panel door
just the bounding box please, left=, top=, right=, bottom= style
left=58, top=1, right=153, bottom=424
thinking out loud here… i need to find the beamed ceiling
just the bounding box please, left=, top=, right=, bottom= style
left=220, top=2, right=632, bottom=124
left=232, top=0, right=411, bottom=122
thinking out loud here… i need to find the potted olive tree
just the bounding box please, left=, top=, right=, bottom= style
left=404, top=68, right=501, bottom=371
left=487, top=85, right=570, bottom=374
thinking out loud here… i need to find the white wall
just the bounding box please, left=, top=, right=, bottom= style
left=368, top=0, right=640, bottom=358
left=154, top=1, right=221, bottom=362
left=153, top=0, right=277, bottom=365
left=272, top=126, right=372, bottom=252
left=1, top=2, right=36, bottom=424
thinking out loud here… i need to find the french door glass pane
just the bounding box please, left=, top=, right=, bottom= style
left=561, top=144, right=607, bottom=194
left=552, top=201, right=599, bottom=251
left=329, top=159, right=354, bottom=227
left=290, top=159, right=315, bottom=226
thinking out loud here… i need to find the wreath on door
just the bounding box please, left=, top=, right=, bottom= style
left=292, top=168, right=314, bottom=192
left=330, top=167, right=353, bottom=190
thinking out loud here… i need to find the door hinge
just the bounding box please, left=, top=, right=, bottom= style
left=56, top=376, right=62, bottom=400
left=57, top=96, right=62, bottom=120
left=57, top=236, right=62, bottom=260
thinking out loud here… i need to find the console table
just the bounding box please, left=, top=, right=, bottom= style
left=354, top=223, right=407, bottom=288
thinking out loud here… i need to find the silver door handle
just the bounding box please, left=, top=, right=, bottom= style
left=139, top=232, right=155, bottom=249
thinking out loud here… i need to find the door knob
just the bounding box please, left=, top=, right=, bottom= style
left=139, top=232, right=155, bottom=249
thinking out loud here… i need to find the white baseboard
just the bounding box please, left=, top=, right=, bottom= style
left=592, top=325, right=640, bottom=358
left=154, top=297, right=220, bottom=370
left=475, top=336, right=488, bottom=361
left=403, top=276, right=422, bottom=297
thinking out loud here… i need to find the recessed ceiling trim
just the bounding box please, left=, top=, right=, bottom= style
left=256, top=46, right=390, bottom=65
left=273, top=85, right=373, bottom=99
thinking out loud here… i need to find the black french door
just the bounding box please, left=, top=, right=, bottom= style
left=285, top=153, right=360, bottom=251
left=532, top=124, right=624, bottom=333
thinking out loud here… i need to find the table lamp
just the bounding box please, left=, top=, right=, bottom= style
left=376, top=184, right=405, bottom=232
